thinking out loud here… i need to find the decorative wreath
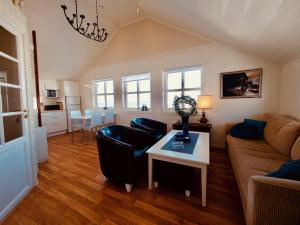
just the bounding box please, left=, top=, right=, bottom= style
left=173, top=95, right=197, bottom=117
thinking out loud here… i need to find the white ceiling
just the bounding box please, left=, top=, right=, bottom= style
left=24, top=0, right=300, bottom=79
left=142, top=0, right=300, bottom=63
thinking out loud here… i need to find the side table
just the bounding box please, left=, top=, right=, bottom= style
left=172, top=122, right=212, bottom=133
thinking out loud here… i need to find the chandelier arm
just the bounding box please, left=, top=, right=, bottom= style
left=98, top=29, right=104, bottom=39
left=91, top=24, right=97, bottom=38
left=83, top=23, right=90, bottom=35
left=96, top=0, right=99, bottom=28
left=75, top=0, right=79, bottom=29
left=78, top=16, right=84, bottom=32
left=61, top=5, right=69, bottom=22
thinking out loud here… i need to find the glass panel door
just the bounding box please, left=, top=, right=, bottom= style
left=0, top=26, right=26, bottom=146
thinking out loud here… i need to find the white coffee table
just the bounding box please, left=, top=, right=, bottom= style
left=147, top=130, right=210, bottom=207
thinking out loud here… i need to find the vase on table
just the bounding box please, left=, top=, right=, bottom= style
left=181, top=116, right=189, bottom=137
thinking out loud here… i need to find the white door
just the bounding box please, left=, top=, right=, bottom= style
left=0, top=24, right=33, bottom=220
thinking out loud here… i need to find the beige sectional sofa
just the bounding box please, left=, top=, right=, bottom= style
left=226, top=114, right=300, bottom=225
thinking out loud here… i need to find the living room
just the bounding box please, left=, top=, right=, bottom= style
left=0, top=0, right=299, bottom=225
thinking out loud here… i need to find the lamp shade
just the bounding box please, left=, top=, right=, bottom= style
left=197, top=95, right=212, bottom=109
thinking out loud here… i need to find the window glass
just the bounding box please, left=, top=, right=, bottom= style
left=164, top=67, right=202, bottom=110
left=167, top=72, right=181, bottom=90
left=184, top=90, right=201, bottom=102
left=123, top=73, right=151, bottom=110
left=139, top=80, right=150, bottom=92
left=1, top=87, right=21, bottom=113
left=96, top=81, right=104, bottom=94
left=0, top=56, right=20, bottom=85
left=139, top=93, right=151, bottom=108
left=126, top=81, right=137, bottom=93
left=106, top=80, right=114, bottom=94
left=96, top=95, right=105, bottom=108
left=184, top=70, right=201, bottom=89
left=167, top=91, right=181, bottom=108
left=4, top=115, right=23, bottom=143
left=94, top=79, right=114, bottom=108
left=106, top=95, right=114, bottom=107
left=0, top=26, right=17, bottom=59
left=127, top=94, right=138, bottom=108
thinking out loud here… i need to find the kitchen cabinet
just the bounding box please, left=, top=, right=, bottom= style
left=39, top=79, right=60, bottom=97
left=42, top=111, right=67, bottom=136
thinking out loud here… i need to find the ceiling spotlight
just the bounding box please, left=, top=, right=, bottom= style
left=99, top=5, right=104, bottom=9
left=136, top=8, right=140, bottom=13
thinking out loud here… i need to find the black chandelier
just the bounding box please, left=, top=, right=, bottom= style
left=61, top=0, right=108, bottom=42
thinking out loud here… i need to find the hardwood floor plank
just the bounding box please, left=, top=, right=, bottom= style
left=45, top=188, right=105, bottom=224
left=1, top=133, right=245, bottom=225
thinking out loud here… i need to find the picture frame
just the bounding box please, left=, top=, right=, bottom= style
left=220, top=68, right=263, bottom=99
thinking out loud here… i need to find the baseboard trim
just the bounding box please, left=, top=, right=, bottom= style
left=0, top=185, right=33, bottom=222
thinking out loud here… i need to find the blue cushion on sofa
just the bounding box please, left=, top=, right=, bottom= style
left=230, top=123, right=258, bottom=139
left=244, top=119, right=267, bottom=139
left=267, top=160, right=300, bottom=181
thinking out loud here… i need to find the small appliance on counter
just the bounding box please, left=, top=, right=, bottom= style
left=44, top=104, right=61, bottom=111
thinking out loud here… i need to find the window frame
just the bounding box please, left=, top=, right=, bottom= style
left=163, top=65, right=204, bottom=113
left=93, top=78, right=114, bottom=108
left=122, top=73, right=151, bottom=111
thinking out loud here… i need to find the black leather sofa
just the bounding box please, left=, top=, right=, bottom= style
left=96, top=125, right=151, bottom=192
left=130, top=117, right=167, bottom=144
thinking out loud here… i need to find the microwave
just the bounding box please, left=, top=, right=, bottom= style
left=46, top=89, right=59, bottom=98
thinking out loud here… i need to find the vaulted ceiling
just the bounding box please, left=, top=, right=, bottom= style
left=24, top=0, right=300, bottom=79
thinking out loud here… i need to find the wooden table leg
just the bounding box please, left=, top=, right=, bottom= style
left=148, top=156, right=153, bottom=190
left=201, top=165, right=207, bottom=207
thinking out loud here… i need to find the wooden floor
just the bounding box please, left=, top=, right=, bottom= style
left=1, top=133, right=245, bottom=225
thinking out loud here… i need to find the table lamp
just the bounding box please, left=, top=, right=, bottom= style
left=197, top=95, right=212, bottom=124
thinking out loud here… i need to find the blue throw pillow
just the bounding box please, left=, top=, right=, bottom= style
left=244, top=119, right=267, bottom=139
left=267, top=160, right=300, bottom=181
left=230, top=123, right=258, bottom=139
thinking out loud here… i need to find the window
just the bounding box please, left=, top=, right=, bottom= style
left=94, top=79, right=114, bottom=108
left=164, top=66, right=202, bottom=110
left=123, top=73, right=151, bottom=110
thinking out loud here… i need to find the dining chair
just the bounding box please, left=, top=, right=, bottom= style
left=84, top=110, right=103, bottom=143
left=103, top=107, right=115, bottom=125
left=84, top=109, right=93, bottom=117
left=70, top=110, right=83, bottom=142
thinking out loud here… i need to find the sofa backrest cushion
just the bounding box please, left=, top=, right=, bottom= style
left=264, top=114, right=300, bottom=156
left=291, top=137, right=300, bottom=160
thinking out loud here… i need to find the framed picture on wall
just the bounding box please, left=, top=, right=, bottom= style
left=220, top=68, right=263, bottom=99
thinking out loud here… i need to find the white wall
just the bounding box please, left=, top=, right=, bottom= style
left=279, top=57, right=300, bottom=119
left=80, top=43, right=281, bottom=148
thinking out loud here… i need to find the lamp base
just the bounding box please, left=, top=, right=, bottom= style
left=199, top=111, right=208, bottom=124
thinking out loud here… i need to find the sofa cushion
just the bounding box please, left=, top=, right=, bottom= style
left=230, top=123, right=259, bottom=139
left=291, top=137, right=300, bottom=160
left=264, top=114, right=300, bottom=156
left=244, top=118, right=267, bottom=139
left=267, top=160, right=300, bottom=181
